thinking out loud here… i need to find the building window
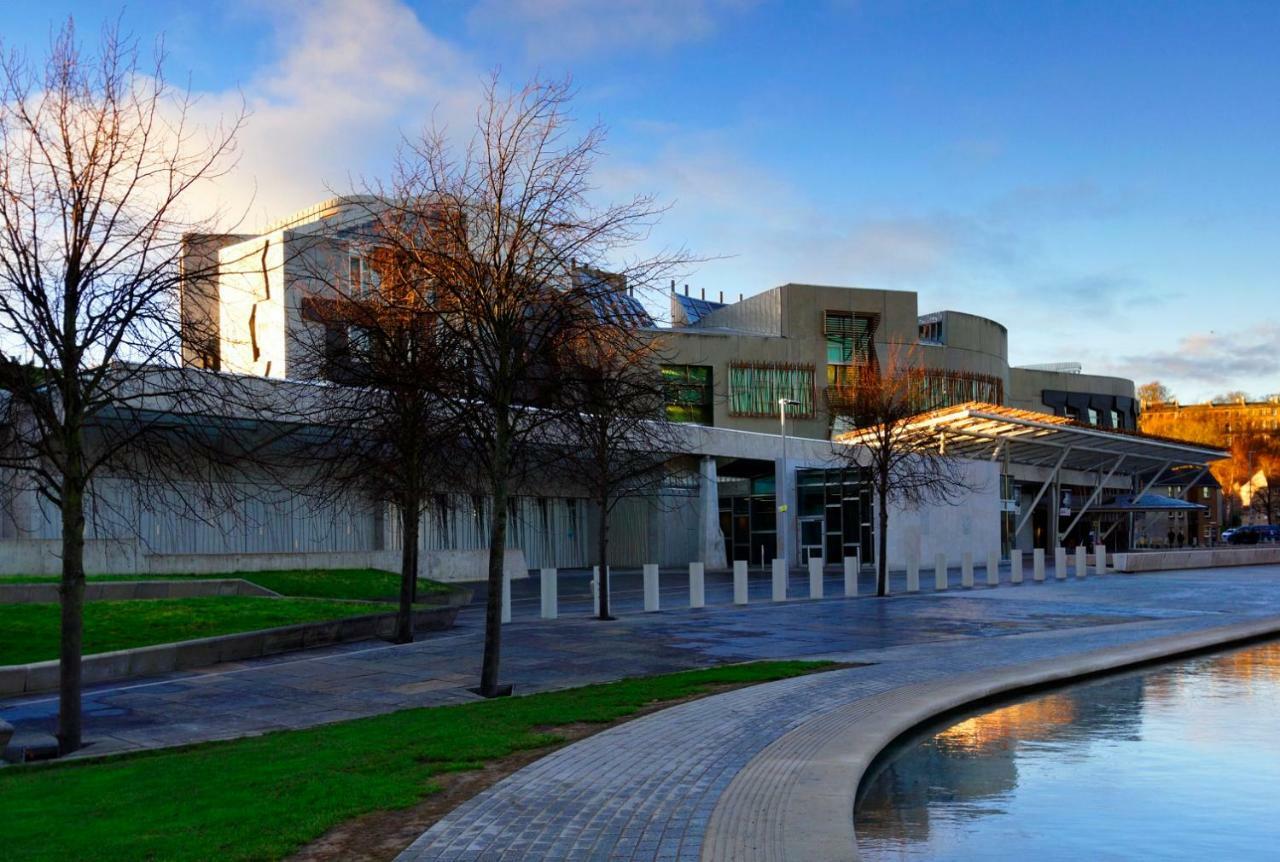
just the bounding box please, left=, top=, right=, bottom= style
left=661, top=364, right=713, bottom=424
left=349, top=253, right=380, bottom=297
left=825, top=311, right=877, bottom=365
left=729, top=362, right=815, bottom=418
left=917, top=370, right=1004, bottom=410
left=1111, top=408, right=1121, bottom=428
left=1087, top=407, right=1100, bottom=426
left=918, top=318, right=943, bottom=345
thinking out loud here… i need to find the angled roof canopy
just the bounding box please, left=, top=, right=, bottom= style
left=836, top=402, right=1227, bottom=474
left=1094, top=493, right=1208, bottom=512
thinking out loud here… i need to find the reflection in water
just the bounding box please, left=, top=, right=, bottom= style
left=856, top=640, right=1280, bottom=861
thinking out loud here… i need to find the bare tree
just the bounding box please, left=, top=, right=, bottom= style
left=0, top=21, right=241, bottom=753
left=335, top=77, right=687, bottom=696
left=1138, top=381, right=1174, bottom=407
left=273, top=213, right=467, bottom=644
left=829, top=351, right=974, bottom=597
left=554, top=303, right=678, bottom=620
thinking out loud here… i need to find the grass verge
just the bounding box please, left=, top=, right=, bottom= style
left=2, top=660, right=832, bottom=862
left=2, top=568, right=456, bottom=603
left=0, top=596, right=385, bottom=665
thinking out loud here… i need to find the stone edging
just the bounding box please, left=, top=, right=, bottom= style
left=701, top=616, right=1280, bottom=862
left=0, top=578, right=279, bottom=604
left=0, top=605, right=459, bottom=697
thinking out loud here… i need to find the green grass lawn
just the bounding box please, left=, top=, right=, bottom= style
left=4, top=568, right=455, bottom=603
left=1, top=660, right=829, bottom=862
left=0, top=596, right=384, bottom=665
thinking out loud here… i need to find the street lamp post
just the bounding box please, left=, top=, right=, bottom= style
left=778, top=397, right=801, bottom=569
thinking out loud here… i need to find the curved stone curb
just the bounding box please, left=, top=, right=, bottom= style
left=702, top=616, right=1280, bottom=862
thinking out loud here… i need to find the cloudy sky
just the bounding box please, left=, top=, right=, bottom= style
left=5, top=1, right=1278, bottom=401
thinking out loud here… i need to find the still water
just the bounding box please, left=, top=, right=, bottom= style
left=855, top=640, right=1280, bottom=861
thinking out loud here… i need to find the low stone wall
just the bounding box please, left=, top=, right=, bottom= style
left=1111, top=546, right=1280, bottom=573
left=423, top=548, right=529, bottom=583
left=0, top=605, right=459, bottom=696
left=0, top=543, right=531, bottom=583
left=0, top=539, right=141, bottom=576
left=0, top=578, right=278, bottom=604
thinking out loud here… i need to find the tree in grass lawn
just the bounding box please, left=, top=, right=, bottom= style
left=0, top=22, right=243, bottom=753
left=281, top=212, right=466, bottom=645
left=555, top=314, right=679, bottom=620
left=358, top=76, right=689, bottom=695
left=828, top=350, right=975, bottom=597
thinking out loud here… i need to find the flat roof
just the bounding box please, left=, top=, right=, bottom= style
left=835, top=402, right=1227, bottom=474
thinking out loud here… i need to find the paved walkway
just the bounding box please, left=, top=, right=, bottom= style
left=393, top=564, right=1280, bottom=861
left=2, top=565, right=1277, bottom=765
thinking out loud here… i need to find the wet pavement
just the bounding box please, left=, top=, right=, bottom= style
left=3, top=562, right=1279, bottom=760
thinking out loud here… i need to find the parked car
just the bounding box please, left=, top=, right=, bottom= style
left=1223, top=525, right=1280, bottom=545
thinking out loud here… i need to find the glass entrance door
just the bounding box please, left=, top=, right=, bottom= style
left=799, top=516, right=824, bottom=564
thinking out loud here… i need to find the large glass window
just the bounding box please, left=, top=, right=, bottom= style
left=825, top=311, right=877, bottom=365
left=917, top=370, right=1004, bottom=409
left=728, top=362, right=815, bottom=417
left=661, top=364, right=713, bottom=424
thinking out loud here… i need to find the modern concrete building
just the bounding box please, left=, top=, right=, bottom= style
left=0, top=198, right=1224, bottom=580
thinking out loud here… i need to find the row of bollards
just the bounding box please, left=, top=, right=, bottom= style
left=506, top=542, right=1112, bottom=621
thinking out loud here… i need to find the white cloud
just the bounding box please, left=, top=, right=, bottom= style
left=1098, top=324, right=1280, bottom=398
left=184, top=0, right=482, bottom=231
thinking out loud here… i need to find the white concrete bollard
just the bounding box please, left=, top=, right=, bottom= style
left=501, top=567, right=512, bottom=624
left=643, top=563, right=660, bottom=612
left=733, top=560, right=749, bottom=605
left=809, top=557, right=824, bottom=599
left=843, top=555, right=858, bottom=597
left=1094, top=544, right=1107, bottom=575
left=907, top=557, right=920, bottom=593
left=1010, top=549, right=1024, bottom=584
left=961, top=552, right=974, bottom=588
left=1033, top=548, right=1045, bottom=582
left=935, top=553, right=948, bottom=591
left=592, top=565, right=609, bottom=615
left=1075, top=545, right=1088, bottom=579
left=689, top=562, right=705, bottom=609
left=539, top=567, right=557, bottom=620
left=1055, top=547, right=1067, bottom=580
left=772, top=558, right=788, bottom=602
left=987, top=549, right=1000, bottom=587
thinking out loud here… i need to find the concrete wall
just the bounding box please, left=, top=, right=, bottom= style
left=660, top=283, right=922, bottom=440
left=918, top=310, right=1010, bottom=391
left=881, top=459, right=1001, bottom=569
left=217, top=232, right=288, bottom=377
left=1008, top=367, right=1138, bottom=427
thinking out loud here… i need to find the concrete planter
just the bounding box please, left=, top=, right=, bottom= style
left=0, top=604, right=459, bottom=696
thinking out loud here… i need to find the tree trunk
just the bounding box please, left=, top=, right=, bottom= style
left=394, top=502, right=418, bottom=644
left=596, top=496, right=611, bottom=620
left=877, top=483, right=890, bottom=598
left=479, top=436, right=511, bottom=697
left=57, top=477, right=87, bottom=755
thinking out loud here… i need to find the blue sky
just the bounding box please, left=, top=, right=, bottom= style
left=4, top=1, right=1278, bottom=400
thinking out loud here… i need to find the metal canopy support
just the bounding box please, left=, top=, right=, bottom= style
left=1060, top=454, right=1127, bottom=542
left=1016, top=447, right=1072, bottom=537
left=1172, top=466, right=1209, bottom=501
left=1133, top=460, right=1174, bottom=501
